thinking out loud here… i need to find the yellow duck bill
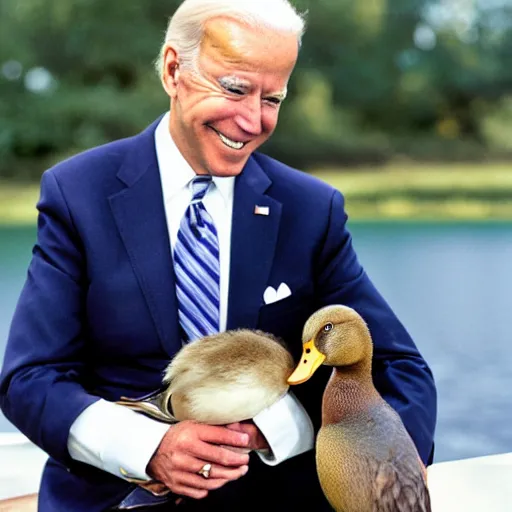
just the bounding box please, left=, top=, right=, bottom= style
left=287, top=340, right=326, bottom=385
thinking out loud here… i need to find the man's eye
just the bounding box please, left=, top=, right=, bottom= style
left=227, top=87, right=245, bottom=95
left=264, top=97, right=282, bottom=105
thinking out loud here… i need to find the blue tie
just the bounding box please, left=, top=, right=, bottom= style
left=174, top=176, right=220, bottom=343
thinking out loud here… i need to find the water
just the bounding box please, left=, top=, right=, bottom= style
left=1, top=222, right=512, bottom=463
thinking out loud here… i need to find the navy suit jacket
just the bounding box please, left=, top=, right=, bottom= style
left=0, top=118, right=436, bottom=511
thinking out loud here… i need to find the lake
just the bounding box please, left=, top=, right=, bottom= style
left=1, top=222, right=512, bottom=463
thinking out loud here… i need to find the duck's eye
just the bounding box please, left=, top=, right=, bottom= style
left=323, top=323, right=333, bottom=332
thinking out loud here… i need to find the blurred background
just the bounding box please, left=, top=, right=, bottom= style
left=0, top=0, right=511, bottom=464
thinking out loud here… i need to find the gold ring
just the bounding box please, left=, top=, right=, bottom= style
left=198, top=463, right=212, bottom=479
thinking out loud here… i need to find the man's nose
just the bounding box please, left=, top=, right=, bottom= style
left=234, top=97, right=263, bottom=136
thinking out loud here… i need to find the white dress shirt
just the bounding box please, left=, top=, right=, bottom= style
left=67, top=113, right=314, bottom=481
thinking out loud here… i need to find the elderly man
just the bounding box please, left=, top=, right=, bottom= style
left=0, top=0, right=437, bottom=510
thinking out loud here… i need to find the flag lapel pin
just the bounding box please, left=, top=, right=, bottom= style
left=254, top=205, right=270, bottom=216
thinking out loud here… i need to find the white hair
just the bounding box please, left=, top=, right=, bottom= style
left=155, top=0, right=306, bottom=76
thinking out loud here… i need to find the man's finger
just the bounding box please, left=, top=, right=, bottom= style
left=189, top=441, right=250, bottom=467
left=194, top=462, right=249, bottom=483
left=176, top=470, right=231, bottom=491
left=226, top=421, right=269, bottom=451
left=197, top=424, right=250, bottom=448
left=226, top=422, right=243, bottom=431
left=171, top=485, right=208, bottom=500
left=219, top=444, right=251, bottom=454
left=176, top=454, right=249, bottom=481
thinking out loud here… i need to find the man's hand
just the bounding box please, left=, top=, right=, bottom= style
left=147, top=421, right=250, bottom=500
left=226, top=421, right=270, bottom=452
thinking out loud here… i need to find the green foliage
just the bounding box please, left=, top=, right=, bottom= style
left=0, top=0, right=176, bottom=178
left=1, top=0, right=512, bottom=180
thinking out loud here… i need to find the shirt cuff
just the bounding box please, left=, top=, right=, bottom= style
left=252, top=391, right=314, bottom=466
left=67, top=398, right=170, bottom=481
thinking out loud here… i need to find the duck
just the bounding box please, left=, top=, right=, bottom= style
left=117, top=329, right=295, bottom=425
left=287, top=304, right=431, bottom=512
left=116, top=329, right=295, bottom=502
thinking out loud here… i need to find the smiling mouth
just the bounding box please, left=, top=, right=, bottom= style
left=208, top=126, right=246, bottom=151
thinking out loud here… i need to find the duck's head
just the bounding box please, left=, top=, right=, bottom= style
left=287, top=305, right=373, bottom=385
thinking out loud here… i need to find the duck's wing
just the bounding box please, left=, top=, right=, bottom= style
left=372, top=453, right=431, bottom=512
left=116, top=388, right=177, bottom=424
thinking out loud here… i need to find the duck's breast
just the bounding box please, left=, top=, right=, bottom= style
left=316, top=405, right=430, bottom=512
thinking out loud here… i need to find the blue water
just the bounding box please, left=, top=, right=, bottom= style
left=1, top=222, right=512, bottom=463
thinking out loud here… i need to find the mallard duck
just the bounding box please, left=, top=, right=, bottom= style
left=118, top=329, right=295, bottom=425
left=287, top=305, right=431, bottom=512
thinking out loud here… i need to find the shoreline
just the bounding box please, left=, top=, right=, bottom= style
left=2, top=164, right=512, bottom=224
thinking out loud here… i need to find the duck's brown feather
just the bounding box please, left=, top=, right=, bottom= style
left=316, top=385, right=431, bottom=512
left=165, top=329, right=295, bottom=424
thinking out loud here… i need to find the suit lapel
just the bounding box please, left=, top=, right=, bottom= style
left=109, top=120, right=182, bottom=357
left=227, top=156, right=282, bottom=330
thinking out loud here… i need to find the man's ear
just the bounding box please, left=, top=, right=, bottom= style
left=162, top=45, right=180, bottom=99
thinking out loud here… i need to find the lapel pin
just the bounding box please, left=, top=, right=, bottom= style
left=254, top=205, right=270, bottom=216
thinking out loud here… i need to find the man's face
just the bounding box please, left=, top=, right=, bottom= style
left=163, top=18, right=299, bottom=177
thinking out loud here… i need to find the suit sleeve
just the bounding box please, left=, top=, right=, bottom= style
left=0, top=170, right=100, bottom=466
left=315, top=190, right=437, bottom=465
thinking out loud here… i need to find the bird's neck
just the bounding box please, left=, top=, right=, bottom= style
left=322, top=362, right=381, bottom=425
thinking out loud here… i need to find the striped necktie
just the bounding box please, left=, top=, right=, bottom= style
left=174, top=175, right=220, bottom=343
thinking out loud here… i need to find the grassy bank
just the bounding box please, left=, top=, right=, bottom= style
left=2, top=163, right=512, bottom=224
left=314, top=163, right=512, bottom=221
left=0, top=183, right=40, bottom=226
